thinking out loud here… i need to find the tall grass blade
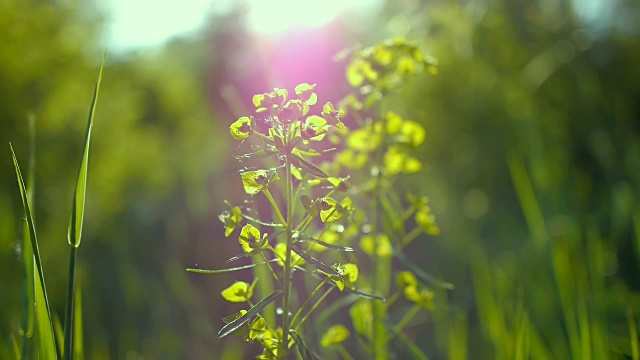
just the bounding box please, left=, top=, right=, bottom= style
left=11, top=144, right=59, bottom=359
left=20, top=115, right=36, bottom=358
left=67, top=51, right=104, bottom=248
left=34, top=263, right=58, bottom=360
left=507, top=152, right=547, bottom=246
left=63, top=51, right=105, bottom=360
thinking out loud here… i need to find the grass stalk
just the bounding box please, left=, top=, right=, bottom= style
left=62, top=247, right=77, bottom=360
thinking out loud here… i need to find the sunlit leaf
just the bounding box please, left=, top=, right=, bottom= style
left=274, top=243, right=305, bottom=267
left=238, top=224, right=266, bottom=253
left=221, top=280, right=257, bottom=303
left=320, top=325, right=350, bottom=347
left=241, top=169, right=279, bottom=195
left=229, top=116, right=253, bottom=140
left=295, top=83, right=317, bottom=106
left=317, top=197, right=344, bottom=223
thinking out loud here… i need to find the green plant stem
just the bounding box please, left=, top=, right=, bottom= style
left=263, top=189, right=287, bottom=228
left=294, top=286, right=334, bottom=331
left=259, top=252, right=281, bottom=285
left=385, top=290, right=402, bottom=310
left=393, top=304, right=421, bottom=335
left=280, top=151, right=295, bottom=358
left=290, top=279, right=329, bottom=328
left=254, top=254, right=277, bottom=328
left=63, top=246, right=77, bottom=360
left=399, top=227, right=423, bottom=251
left=336, top=344, right=355, bottom=360
left=372, top=104, right=390, bottom=360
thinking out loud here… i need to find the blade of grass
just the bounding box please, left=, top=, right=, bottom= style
left=20, top=114, right=36, bottom=358
left=63, top=51, right=105, bottom=360
left=34, top=263, right=58, bottom=360
left=11, top=144, right=59, bottom=360
left=507, top=152, right=547, bottom=247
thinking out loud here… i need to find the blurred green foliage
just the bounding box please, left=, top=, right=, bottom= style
left=1, top=0, right=640, bottom=358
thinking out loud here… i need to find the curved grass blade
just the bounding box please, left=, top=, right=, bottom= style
left=289, top=329, right=314, bottom=360
left=292, top=245, right=340, bottom=276
left=187, top=259, right=279, bottom=274
left=20, top=115, right=36, bottom=358
left=384, top=320, right=429, bottom=360
left=67, top=50, right=104, bottom=248
left=298, top=234, right=354, bottom=252
left=64, top=51, right=105, bottom=360
left=11, top=144, right=59, bottom=359
left=35, top=263, right=59, bottom=360
left=395, top=251, right=454, bottom=290
left=218, top=290, right=283, bottom=338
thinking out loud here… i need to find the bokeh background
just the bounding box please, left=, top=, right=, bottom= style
left=2, top=0, right=640, bottom=358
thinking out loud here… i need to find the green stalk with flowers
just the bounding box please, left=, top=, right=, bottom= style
left=188, top=83, right=381, bottom=359
left=319, top=39, right=452, bottom=359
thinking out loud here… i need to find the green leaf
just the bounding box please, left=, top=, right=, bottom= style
left=218, top=290, right=283, bottom=338
left=221, top=280, right=257, bottom=303
left=289, top=330, right=314, bottom=360
left=289, top=153, right=328, bottom=178
left=292, top=246, right=340, bottom=277
left=241, top=169, right=279, bottom=195
left=238, top=224, right=264, bottom=253
left=298, top=233, right=354, bottom=252
left=229, top=116, right=253, bottom=140
left=186, top=259, right=279, bottom=274
left=317, top=197, right=344, bottom=223
left=68, top=50, right=104, bottom=248
left=294, top=83, right=317, bottom=106
left=345, top=287, right=386, bottom=301
left=320, top=325, right=350, bottom=347
left=11, top=144, right=59, bottom=359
